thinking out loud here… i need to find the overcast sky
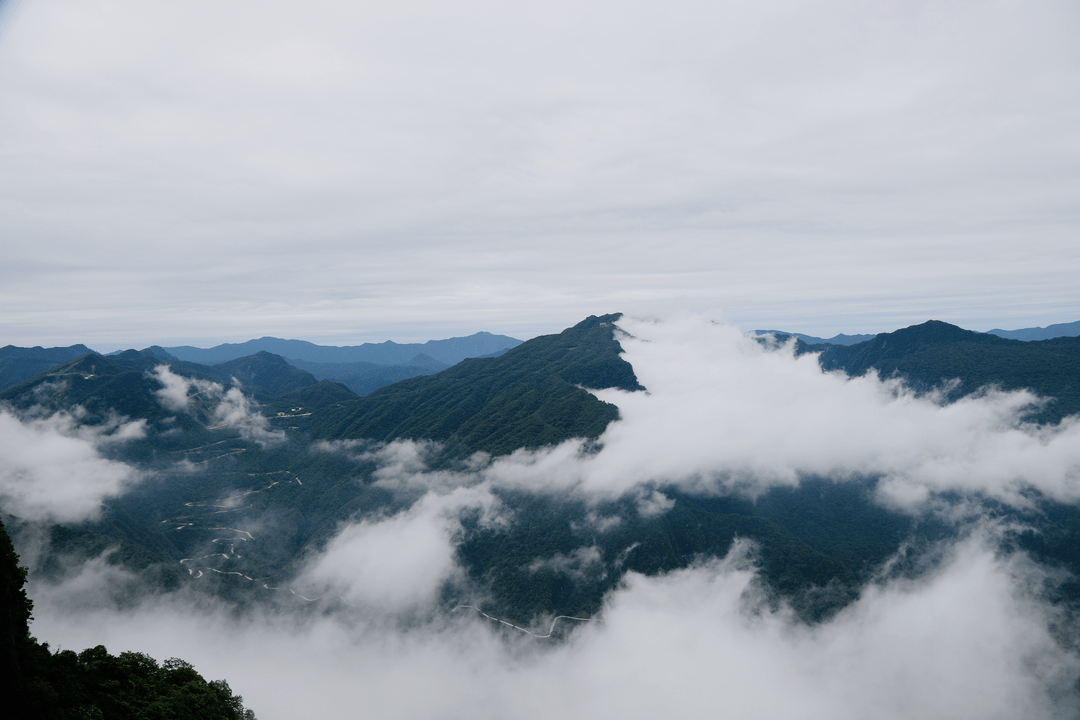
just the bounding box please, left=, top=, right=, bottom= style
left=1, top=0, right=1078, bottom=350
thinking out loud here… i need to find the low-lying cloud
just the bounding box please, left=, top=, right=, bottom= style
left=0, top=408, right=142, bottom=522
left=12, top=314, right=1080, bottom=718
left=28, top=534, right=1080, bottom=720
left=152, top=365, right=285, bottom=447
left=477, top=315, right=1080, bottom=511
left=212, top=386, right=286, bottom=447
left=299, top=486, right=504, bottom=611
left=527, top=546, right=603, bottom=579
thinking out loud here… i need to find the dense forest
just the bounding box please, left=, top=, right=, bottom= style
left=798, top=320, right=1080, bottom=423
left=1, top=518, right=254, bottom=719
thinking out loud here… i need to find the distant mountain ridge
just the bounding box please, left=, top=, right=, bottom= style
left=762, top=319, right=1080, bottom=344
left=285, top=354, right=450, bottom=397
left=6, top=314, right=1080, bottom=631
left=161, top=332, right=522, bottom=366
left=755, top=330, right=874, bottom=346
left=800, top=320, right=1080, bottom=424
left=987, top=319, right=1080, bottom=341
left=0, top=332, right=520, bottom=396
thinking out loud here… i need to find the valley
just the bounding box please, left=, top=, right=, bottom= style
left=4, top=313, right=1080, bottom=718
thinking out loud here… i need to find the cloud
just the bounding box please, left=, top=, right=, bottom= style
left=8, top=318, right=1080, bottom=718
left=571, top=512, right=622, bottom=534
left=527, top=546, right=603, bottom=580
left=18, top=316, right=1080, bottom=717
left=635, top=489, right=675, bottom=518
left=152, top=364, right=196, bottom=411
left=152, top=365, right=285, bottom=447
left=26, top=534, right=1080, bottom=720
left=475, top=315, right=1080, bottom=511
left=298, top=486, right=504, bottom=611
left=212, top=386, right=285, bottom=447
left=536, top=536, right=1079, bottom=720
left=0, top=408, right=142, bottom=522
left=301, top=313, right=1080, bottom=516
left=314, top=438, right=490, bottom=494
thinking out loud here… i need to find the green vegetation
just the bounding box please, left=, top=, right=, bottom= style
left=0, top=518, right=255, bottom=719
left=300, top=314, right=642, bottom=457
left=210, top=352, right=317, bottom=396
left=0, top=345, right=96, bottom=392
left=804, top=321, right=1080, bottom=423
left=457, top=488, right=866, bottom=624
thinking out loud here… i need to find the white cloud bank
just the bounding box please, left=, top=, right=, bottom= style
left=479, top=315, right=1080, bottom=510
left=12, top=314, right=1080, bottom=719
left=0, top=408, right=143, bottom=522
left=299, top=486, right=504, bottom=610
left=29, top=535, right=1080, bottom=720
left=295, top=312, right=1080, bottom=646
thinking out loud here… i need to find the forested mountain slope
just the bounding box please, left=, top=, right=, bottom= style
left=298, top=314, right=643, bottom=457
left=0, top=344, right=97, bottom=391
left=0, top=517, right=255, bottom=719
left=799, top=320, right=1080, bottom=423
left=284, top=354, right=449, bottom=396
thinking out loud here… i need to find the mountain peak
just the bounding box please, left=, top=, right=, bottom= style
left=572, top=313, right=623, bottom=330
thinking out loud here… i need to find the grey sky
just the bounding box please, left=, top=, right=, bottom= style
left=1, top=0, right=1078, bottom=349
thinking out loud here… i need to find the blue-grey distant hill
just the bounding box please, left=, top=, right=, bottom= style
left=286, top=354, right=450, bottom=396
left=161, top=332, right=522, bottom=366
left=0, top=334, right=516, bottom=397
left=987, top=320, right=1080, bottom=341
left=758, top=320, right=1080, bottom=345
left=754, top=330, right=875, bottom=346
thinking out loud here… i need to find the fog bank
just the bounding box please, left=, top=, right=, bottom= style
left=29, top=535, right=1079, bottom=720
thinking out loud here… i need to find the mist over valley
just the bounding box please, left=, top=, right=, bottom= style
left=3, top=313, right=1080, bottom=719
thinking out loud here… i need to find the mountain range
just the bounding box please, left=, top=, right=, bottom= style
left=2, top=314, right=1079, bottom=633
left=799, top=320, right=1080, bottom=424
left=760, top=318, right=1080, bottom=345
left=2, top=332, right=523, bottom=399
left=987, top=319, right=1080, bottom=341
left=157, top=331, right=522, bottom=366
left=754, top=330, right=875, bottom=345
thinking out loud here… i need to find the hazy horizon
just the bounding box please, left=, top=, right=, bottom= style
left=2, top=0, right=1078, bottom=351
left=10, top=312, right=1080, bottom=357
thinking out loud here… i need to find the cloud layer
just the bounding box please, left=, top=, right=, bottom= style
left=29, top=535, right=1080, bottom=720
left=478, top=315, right=1080, bottom=510
left=299, top=486, right=503, bottom=610
left=9, top=312, right=1080, bottom=719
left=0, top=408, right=142, bottom=522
